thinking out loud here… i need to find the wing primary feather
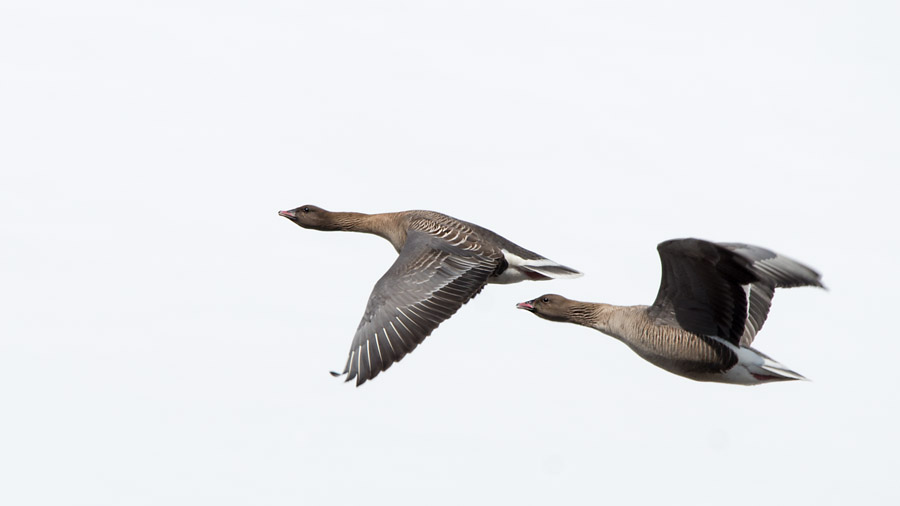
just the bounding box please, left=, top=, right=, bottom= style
left=338, top=227, right=504, bottom=385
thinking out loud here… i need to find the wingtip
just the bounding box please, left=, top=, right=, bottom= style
left=332, top=369, right=369, bottom=386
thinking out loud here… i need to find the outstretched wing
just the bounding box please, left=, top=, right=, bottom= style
left=649, top=238, right=757, bottom=345
left=718, top=243, right=824, bottom=346
left=336, top=230, right=502, bottom=386
left=649, top=238, right=823, bottom=346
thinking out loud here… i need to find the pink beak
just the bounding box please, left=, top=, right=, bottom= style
left=516, top=301, right=534, bottom=310
left=278, top=210, right=296, bottom=218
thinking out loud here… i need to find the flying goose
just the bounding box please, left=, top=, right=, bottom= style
left=279, top=205, right=582, bottom=386
left=516, top=238, right=824, bottom=385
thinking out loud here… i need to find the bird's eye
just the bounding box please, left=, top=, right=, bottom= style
left=541, top=297, right=550, bottom=303
left=302, top=207, right=311, bottom=213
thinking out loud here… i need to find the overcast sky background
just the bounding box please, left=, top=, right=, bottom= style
left=2, top=1, right=898, bottom=504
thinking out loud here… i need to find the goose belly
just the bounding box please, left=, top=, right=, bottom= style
left=616, top=331, right=738, bottom=383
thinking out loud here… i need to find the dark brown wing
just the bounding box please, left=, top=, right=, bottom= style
left=649, top=238, right=823, bottom=346
left=336, top=230, right=503, bottom=386
left=648, top=238, right=757, bottom=345
left=718, top=243, right=824, bottom=346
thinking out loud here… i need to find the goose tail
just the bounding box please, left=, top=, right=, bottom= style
left=741, top=346, right=808, bottom=383
left=493, top=249, right=583, bottom=284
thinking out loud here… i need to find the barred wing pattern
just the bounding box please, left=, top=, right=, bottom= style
left=336, top=229, right=502, bottom=385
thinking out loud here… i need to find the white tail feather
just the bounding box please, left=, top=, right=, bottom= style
left=759, top=359, right=808, bottom=381
left=710, top=336, right=808, bottom=385
left=521, top=264, right=584, bottom=279
left=491, top=249, right=582, bottom=284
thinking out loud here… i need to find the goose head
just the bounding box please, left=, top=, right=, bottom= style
left=278, top=205, right=341, bottom=231
left=516, top=294, right=575, bottom=323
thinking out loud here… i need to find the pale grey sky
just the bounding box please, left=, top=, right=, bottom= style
left=1, top=1, right=898, bottom=504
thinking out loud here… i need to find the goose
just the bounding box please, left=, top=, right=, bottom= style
left=516, top=238, right=824, bottom=385
left=278, top=205, right=582, bottom=386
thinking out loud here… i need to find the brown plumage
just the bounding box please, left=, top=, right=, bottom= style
left=517, top=238, right=824, bottom=385
left=279, top=205, right=582, bottom=386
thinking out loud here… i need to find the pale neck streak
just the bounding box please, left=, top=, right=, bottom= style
left=328, top=211, right=407, bottom=252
